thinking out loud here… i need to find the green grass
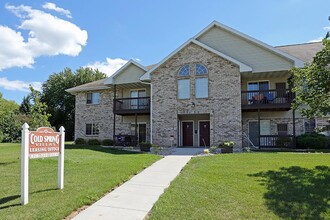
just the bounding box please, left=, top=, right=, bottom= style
left=0, top=143, right=160, bottom=220
left=148, top=153, right=330, bottom=220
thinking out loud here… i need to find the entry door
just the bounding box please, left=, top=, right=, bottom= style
left=276, top=82, right=286, bottom=97
left=138, top=124, right=147, bottom=143
left=199, top=121, right=210, bottom=146
left=182, top=122, right=193, bottom=146
left=249, top=120, right=271, bottom=146
left=249, top=121, right=259, bottom=146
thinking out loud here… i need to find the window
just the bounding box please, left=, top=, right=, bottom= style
left=304, top=119, right=315, bottom=134
left=247, top=81, right=269, bottom=91
left=277, top=124, right=288, bottom=135
left=195, top=64, right=208, bottom=75
left=86, top=123, right=99, bottom=136
left=178, top=64, right=190, bottom=76
left=178, top=79, right=190, bottom=99
left=87, top=92, right=100, bottom=104
left=130, top=89, right=147, bottom=109
left=196, top=78, right=208, bottom=98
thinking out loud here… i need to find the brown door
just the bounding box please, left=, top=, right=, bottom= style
left=182, top=122, right=193, bottom=146
left=199, top=121, right=210, bottom=146
left=276, top=83, right=286, bottom=97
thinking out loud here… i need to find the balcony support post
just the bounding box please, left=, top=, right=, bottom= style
left=292, top=109, right=296, bottom=148
left=113, top=84, right=117, bottom=147
left=135, top=113, right=138, bottom=146
left=258, top=108, right=261, bottom=149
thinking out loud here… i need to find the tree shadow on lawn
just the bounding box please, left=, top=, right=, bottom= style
left=64, top=144, right=144, bottom=155
left=249, top=166, right=330, bottom=220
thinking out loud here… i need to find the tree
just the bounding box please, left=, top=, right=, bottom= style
left=41, top=67, right=106, bottom=140
left=290, top=30, right=330, bottom=118
left=29, top=86, right=51, bottom=130
left=19, top=95, right=31, bottom=115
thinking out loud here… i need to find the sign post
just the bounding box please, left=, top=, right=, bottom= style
left=21, top=123, right=29, bottom=205
left=58, top=126, right=65, bottom=189
left=21, top=124, right=65, bottom=205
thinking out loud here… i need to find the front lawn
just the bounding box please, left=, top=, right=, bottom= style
left=0, top=143, right=160, bottom=220
left=148, top=153, right=330, bottom=220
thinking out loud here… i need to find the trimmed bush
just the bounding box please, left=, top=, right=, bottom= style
left=102, top=139, right=114, bottom=146
left=87, top=139, right=101, bottom=145
left=296, top=133, right=329, bottom=149
left=140, top=142, right=152, bottom=152
left=75, top=138, right=86, bottom=145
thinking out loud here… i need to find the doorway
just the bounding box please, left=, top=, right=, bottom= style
left=182, top=122, right=193, bottom=146
left=199, top=121, right=210, bottom=146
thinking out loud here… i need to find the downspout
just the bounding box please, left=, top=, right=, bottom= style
left=141, top=81, right=152, bottom=144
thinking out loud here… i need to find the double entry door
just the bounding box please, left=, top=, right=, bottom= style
left=182, top=121, right=210, bottom=147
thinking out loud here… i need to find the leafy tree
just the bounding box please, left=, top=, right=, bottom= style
left=29, top=86, right=51, bottom=130
left=290, top=29, right=330, bottom=118
left=0, top=92, right=22, bottom=142
left=41, top=67, right=106, bottom=140
left=19, top=95, right=31, bottom=115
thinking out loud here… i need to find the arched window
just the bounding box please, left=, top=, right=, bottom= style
left=178, top=64, right=190, bottom=76
left=195, top=64, right=208, bottom=98
left=195, top=64, right=208, bottom=75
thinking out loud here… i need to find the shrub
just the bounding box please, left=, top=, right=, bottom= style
left=219, top=141, right=235, bottom=148
left=87, top=139, right=101, bottom=145
left=296, top=133, right=328, bottom=149
left=276, top=137, right=292, bottom=148
left=102, top=139, right=113, bottom=146
left=75, top=138, right=86, bottom=145
left=140, top=142, right=152, bottom=152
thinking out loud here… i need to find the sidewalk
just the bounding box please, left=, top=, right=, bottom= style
left=72, top=148, right=202, bottom=220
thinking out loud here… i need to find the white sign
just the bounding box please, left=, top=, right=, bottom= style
left=21, top=123, right=65, bottom=205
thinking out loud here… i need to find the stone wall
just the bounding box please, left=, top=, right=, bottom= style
left=151, top=42, right=242, bottom=150
left=74, top=90, right=130, bottom=141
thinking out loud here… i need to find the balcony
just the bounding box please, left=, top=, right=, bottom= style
left=241, top=89, right=294, bottom=111
left=259, top=135, right=295, bottom=148
left=113, top=97, right=150, bottom=115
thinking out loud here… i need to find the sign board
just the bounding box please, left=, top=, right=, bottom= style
left=29, top=127, right=61, bottom=159
left=21, top=123, right=65, bottom=205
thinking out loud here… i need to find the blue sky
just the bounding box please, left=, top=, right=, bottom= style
left=0, top=0, right=329, bottom=103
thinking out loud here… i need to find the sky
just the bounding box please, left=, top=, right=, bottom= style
left=0, top=0, right=329, bottom=104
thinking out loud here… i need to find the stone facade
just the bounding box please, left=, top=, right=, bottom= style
left=74, top=90, right=130, bottom=140
left=151, top=42, right=242, bottom=150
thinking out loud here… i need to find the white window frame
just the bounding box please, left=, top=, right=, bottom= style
left=195, top=77, right=208, bottom=98
left=86, top=123, right=100, bottom=136
left=178, top=79, right=190, bottom=99
left=86, top=92, right=100, bottom=105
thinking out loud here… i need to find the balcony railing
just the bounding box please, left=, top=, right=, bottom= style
left=241, top=89, right=294, bottom=110
left=259, top=135, right=295, bottom=148
left=114, top=97, right=150, bottom=115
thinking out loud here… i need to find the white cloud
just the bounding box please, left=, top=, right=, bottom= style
left=0, top=77, right=41, bottom=92
left=308, top=37, right=323, bottom=43
left=0, top=3, right=87, bottom=71
left=42, top=2, right=72, bottom=18
left=323, top=26, right=330, bottom=31
left=86, top=58, right=128, bottom=76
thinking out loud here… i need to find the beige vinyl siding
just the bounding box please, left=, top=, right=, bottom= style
left=197, top=26, right=294, bottom=72
left=113, top=65, right=146, bottom=84
left=241, top=76, right=290, bottom=91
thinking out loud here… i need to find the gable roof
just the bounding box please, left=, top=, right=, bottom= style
left=140, top=39, right=252, bottom=81
left=104, top=59, right=148, bottom=85
left=276, top=41, right=323, bottom=64
left=66, top=78, right=109, bottom=94
left=194, top=21, right=304, bottom=68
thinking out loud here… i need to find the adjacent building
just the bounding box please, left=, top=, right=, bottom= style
left=67, top=21, right=324, bottom=151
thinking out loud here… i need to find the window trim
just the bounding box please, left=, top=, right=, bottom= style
left=178, top=78, right=191, bottom=99
left=195, top=77, right=209, bottom=99
left=86, top=123, right=100, bottom=136
left=86, top=92, right=100, bottom=105
left=195, top=63, right=208, bottom=75
left=178, top=64, right=190, bottom=77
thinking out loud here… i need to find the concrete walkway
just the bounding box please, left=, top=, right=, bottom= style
left=72, top=148, right=202, bottom=220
